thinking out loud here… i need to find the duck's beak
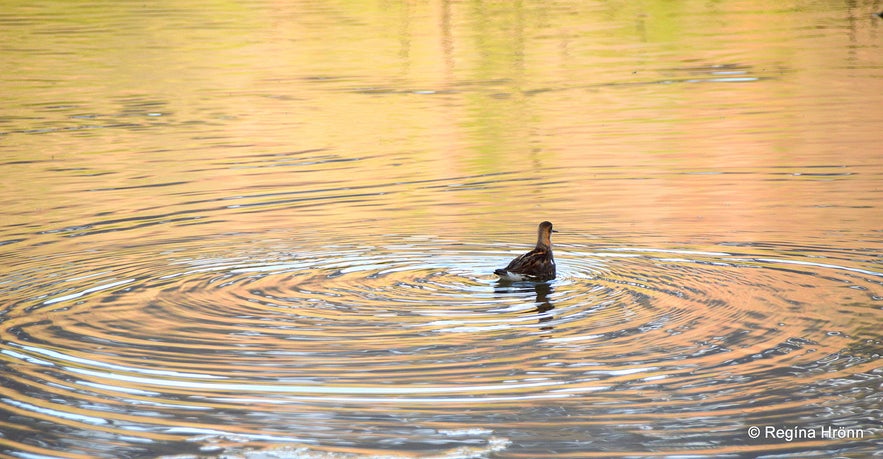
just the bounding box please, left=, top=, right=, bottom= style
left=551, top=229, right=559, bottom=233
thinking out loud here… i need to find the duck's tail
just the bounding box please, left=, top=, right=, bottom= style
left=495, top=269, right=532, bottom=281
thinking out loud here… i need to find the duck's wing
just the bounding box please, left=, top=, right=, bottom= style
left=497, top=248, right=554, bottom=280
left=495, top=250, right=534, bottom=279
left=503, top=248, right=541, bottom=271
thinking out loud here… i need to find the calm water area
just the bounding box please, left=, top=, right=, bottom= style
left=1, top=1, right=882, bottom=458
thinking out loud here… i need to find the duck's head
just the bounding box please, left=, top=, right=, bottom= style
left=538, top=221, right=557, bottom=234
left=537, top=221, right=557, bottom=247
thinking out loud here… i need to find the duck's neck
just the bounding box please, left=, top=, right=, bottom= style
left=535, top=228, right=552, bottom=250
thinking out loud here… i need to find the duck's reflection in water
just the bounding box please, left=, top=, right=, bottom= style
left=494, top=280, right=555, bottom=330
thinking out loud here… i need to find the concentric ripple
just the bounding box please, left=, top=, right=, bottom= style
left=1, top=234, right=881, bottom=458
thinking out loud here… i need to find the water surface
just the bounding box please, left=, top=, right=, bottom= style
left=1, top=1, right=881, bottom=458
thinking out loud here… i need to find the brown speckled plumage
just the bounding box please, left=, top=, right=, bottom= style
left=494, top=221, right=557, bottom=281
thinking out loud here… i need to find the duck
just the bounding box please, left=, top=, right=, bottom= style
left=494, top=221, right=557, bottom=281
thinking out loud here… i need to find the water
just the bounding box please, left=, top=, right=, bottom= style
left=2, top=1, right=882, bottom=458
